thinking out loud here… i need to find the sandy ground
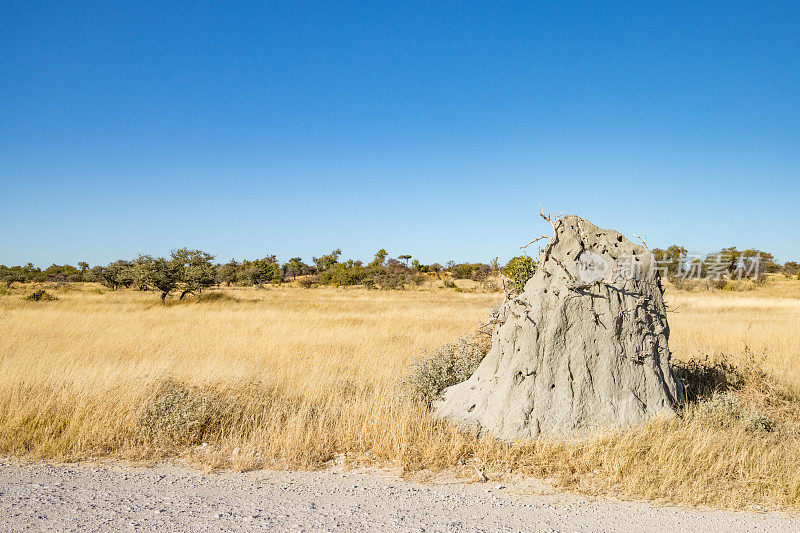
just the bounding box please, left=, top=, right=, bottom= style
left=0, top=459, right=797, bottom=532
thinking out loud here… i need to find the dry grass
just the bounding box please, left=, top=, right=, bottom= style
left=1, top=280, right=800, bottom=509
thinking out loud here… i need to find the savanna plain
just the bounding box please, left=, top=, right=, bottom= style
left=2, top=277, right=800, bottom=511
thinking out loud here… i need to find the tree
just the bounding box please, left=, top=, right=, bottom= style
left=43, top=264, right=78, bottom=282
left=313, top=249, right=341, bottom=272
left=704, top=247, right=780, bottom=277
left=171, top=248, right=216, bottom=298
left=0, top=266, right=25, bottom=288
left=449, top=263, right=485, bottom=279
left=134, top=255, right=181, bottom=302
left=320, top=259, right=366, bottom=286
left=241, top=256, right=281, bottom=285
left=283, top=257, right=311, bottom=280
left=652, top=245, right=687, bottom=277
left=398, top=254, right=412, bottom=266
left=783, top=261, right=800, bottom=277
left=217, top=260, right=240, bottom=286
left=96, top=260, right=134, bottom=290
left=370, top=249, right=388, bottom=268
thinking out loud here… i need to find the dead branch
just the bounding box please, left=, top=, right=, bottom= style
left=633, top=233, right=650, bottom=251
left=520, top=235, right=550, bottom=249
left=538, top=204, right=556, bottom=235
left=499, top=274, right=515, bottom=300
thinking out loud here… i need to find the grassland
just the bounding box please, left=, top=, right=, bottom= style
left=1, top=278, right=800, bottom=509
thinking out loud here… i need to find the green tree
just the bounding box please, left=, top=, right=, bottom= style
left=282, top=257, right=309, bottom=280
left=370, top=249, right=388, bottom=268
left=242, top=256, right=281, bottom=285
left=171, top=248, right=216, bottom=298
left=97, top=260, right=134, bottom=290
left=217, top=260, right=240, bottom=286
left=134, top=255, right=182, bottom=302
left=313, top=249, right=342, bottom=272
left=0, top=266, right=25, bottom=288
left=652, top=245, right=687, bottom=277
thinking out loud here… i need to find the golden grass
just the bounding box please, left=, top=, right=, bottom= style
left=2, top=280, right=800, bottom=509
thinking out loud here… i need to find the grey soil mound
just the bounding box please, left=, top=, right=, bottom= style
left=435, top=215, right=685, bottom=440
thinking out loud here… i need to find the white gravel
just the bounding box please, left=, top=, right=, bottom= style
left=0, top=458, right=796, bottom=532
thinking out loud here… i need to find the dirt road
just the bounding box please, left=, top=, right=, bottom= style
left=0, top=459, right=795, bottom=532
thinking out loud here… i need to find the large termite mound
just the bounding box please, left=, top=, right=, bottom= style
left=434, top=215, right=685, bottom=440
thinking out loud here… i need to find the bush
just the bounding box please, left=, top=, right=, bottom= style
left=297, top=275, right=318, bottom=288
left=502, top=256, right=537, bottom=293
left=672, top=358, right=742, bottom=403
left=197, top=292, right=239, bottom=303
left=694, top=392, right=774, bottom=432
left=137, top=380, right=229, bottom=446
left=449, top=263, right=485, bottom=280
left=23, top=289, right=58, bottom=302
left=397, top=336, right=489, bottom=407
left=669, top=277, right=737, bottom=292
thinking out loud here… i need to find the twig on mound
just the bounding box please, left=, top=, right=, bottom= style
left=539, top=204, right=556, bottom=235
left=520, top=235, right=550, bottom=250
left=499, top=274, right=516, bottom=300
left=633, top=233, right=650, bottom=251
left=551, top=257, right=576, bottom=283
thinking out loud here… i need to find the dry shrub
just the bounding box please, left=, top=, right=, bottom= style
left=197, top=291, right=240, bottom=303
left=672, top=357, right=742, bottom=402
left=397, top=336, right=489, bottom=406
left=23, top=289, right=58, bottom=301
left=137, top=379, right=231, bottom=446
left=693, top=392, right=774, bottom=432
left=297, top=275, right=318, bottom=288
left=675, top=354, right=800, bottom=435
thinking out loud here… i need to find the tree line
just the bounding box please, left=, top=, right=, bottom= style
left=0, top=249, right=539, bottom=299
left=2, top=244, right=797, bottom=300
left=651, top=245, right=799, bottom=278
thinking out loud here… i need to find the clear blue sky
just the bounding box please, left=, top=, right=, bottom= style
left=2, top=1, right=799, bottom=266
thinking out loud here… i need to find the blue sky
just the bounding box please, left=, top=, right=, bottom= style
left=2, top=1, right=799, bottom=266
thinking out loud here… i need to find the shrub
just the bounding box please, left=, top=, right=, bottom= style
left=397, top=336, right=489, bottom=406
left=320, top=260, right=366, bottom=286
left=449, top=263, right=485, bottom=280
left=137, top=380, right=229, bottom=446
left=694, top=392, right=774, bottom=432
left=23, top=289, right=58, bottom=302
left=672, top=358, right=742, bottom=403
left=470, top=264, right=492, bottom=282
left=297, top=275, right=318, bottom=289
left=502, top=255, right=537, bottom=292
left=197, top=292, right=239, bottom=303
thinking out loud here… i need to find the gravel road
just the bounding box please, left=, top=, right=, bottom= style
left=0, top=459, right=796, bottom=532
